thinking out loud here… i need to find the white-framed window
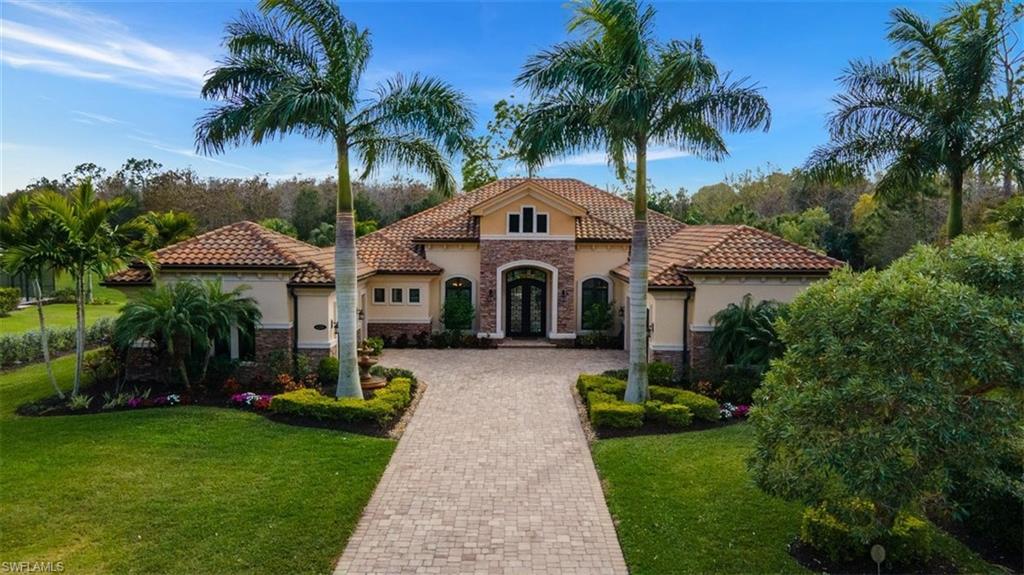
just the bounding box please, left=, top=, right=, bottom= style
left=372, top=287, right=386, bottom=304
left=507, top=206, right=549, bottom=235
left=390, top=288, right=404, bottom=304
left=408, top=288, right=421, bottom=304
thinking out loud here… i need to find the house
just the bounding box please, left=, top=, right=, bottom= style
left=104, top=178, right=842, bottom=370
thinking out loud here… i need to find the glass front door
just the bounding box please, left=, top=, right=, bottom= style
left=505, top=268, right=546, bottom=337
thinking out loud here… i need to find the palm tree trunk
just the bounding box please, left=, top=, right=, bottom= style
left=35, top=276, right=62, bottom=399
left=947, top=170, right=964, bottom=240
left=335, top=137, right=363, bottom=399
left=625, top=139, right=650, bottom=404
left=72, top=270, right=86, bottom=396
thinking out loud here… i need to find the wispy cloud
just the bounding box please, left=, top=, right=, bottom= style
left=0, top=1, right=215, bottom=97
left=550, top=147, right=691, bottom=167
left=128, top=135, right=255, bottom=173
left=72, top=111, right=126, bottom=126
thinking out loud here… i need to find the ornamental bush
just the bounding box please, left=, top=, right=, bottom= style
left=271, top=377, right=413, bottom=426
left=577, top=373, right=712, bottom=429
left=589, top=399, right=644, bottom=429
left=0, top=317, right=114, bottom=368
left=800, top=500, right=934, bottom=565
left=649, top=387, right=719, bottom=422
left=647, top=361, right=675, bottom=386
left=751, top=233, right=1024, bottom=555
left=0, top=287, right=20, bottom=316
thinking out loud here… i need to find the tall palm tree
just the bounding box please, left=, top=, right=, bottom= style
left=34, top=181, right=147, bottom=395
left=807, top=6, right=1024, bottom=239
left=195, top=0, right=473, bottom=399
left=0, top=196, right=65, bottom=398
left=515, top=0, right=771, bottom=403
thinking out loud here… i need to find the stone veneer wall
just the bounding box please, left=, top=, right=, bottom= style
left=688, top=328, right=713, bottom=371
left=255, top=328, right=292, bottom=364
left=298, top=344, right=337, bottom=367
left=478, top=239, right=575, bottom=336
left=367, top=322, right=431, bottom=340
left=651, top=349, right=685, bottom=373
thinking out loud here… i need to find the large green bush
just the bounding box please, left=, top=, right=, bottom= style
left=0, top=317, right=114, bottom=368
left=649, top=386, right=719, bottom=422
left=800, top=500, right=934, bottom=565
left=271, top=377, right=413, bottom=426
left=751, top=233, right=1024, bottom=554
left=577, top=373, right=713, bottom=429
left=0, top=287, right=20, bottom=316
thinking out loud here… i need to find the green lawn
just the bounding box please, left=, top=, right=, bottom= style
left=592, top=424, right=999, bottom=575
left=0, top=355, right=395, bottom=573
left=1, top=277, right=126, bottom=334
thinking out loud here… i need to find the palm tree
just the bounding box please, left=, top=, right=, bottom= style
left=709, top=294, right=786, bottom=371
left=807, top=6, right=1024, bottom=239
left=515, top=0, right=771, bottom=403
left=34, top=181, right=148, bottom=395
left=113, top=279, right=261, bottom=389
left=196, top=0, right=473, bottom=399
left=0, top=196, right=65, bottom=398
left=141, top=210, right=198, bottom=250
left=308, top=222, right=334, bottom=247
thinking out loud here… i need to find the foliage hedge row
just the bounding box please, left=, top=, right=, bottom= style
left=0, top=287, right=20, bottom=316
left=270, top=377, right=414, bottom=426
left=0, top=317, right=114, bottom=368
left=577, top=374, right=716, bottom=430
left=800, top=500, right=934, bottom=565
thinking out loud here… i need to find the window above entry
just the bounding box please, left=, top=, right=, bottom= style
left=507, top=206, right=549, bottom=235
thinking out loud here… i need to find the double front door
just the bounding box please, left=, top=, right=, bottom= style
left=505, top=268, right=546, bottom=337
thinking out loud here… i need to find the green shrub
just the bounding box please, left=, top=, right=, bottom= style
left=576, top=374, right=626, bottom=400
left=50, top=287, right=77, bottom=303
left=0, top=317, right=114, bottom=368
left=370, top=365, right=416, bottom=383
left=649, top=386, right=719, bottom=422
left=364, top=337, right=384, bottom=355
left=648, top=361, right=675, bottom=385
left=589, top=400, right=644, bottom=429
left=271, top=377, right=413, bottom=425
left=601, top=368, right=628, bottom=380
left=0, top=287, right=20, bottom=316
left=317, top=357, right=339, bottom=386
left=654, top=403, right=693, bottom=428
left=800, top=500, right=935, bottom=565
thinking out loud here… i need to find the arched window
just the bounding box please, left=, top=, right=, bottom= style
left=581, top=278, right=611, bottom=331
left=443, top=277, right=473, bottom=330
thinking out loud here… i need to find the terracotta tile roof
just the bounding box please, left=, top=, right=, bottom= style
left=151, top=221, right=321, bottom=268
left=103, top=266, right=153, bottom=285
left=612, top=225, right=844, bottom=286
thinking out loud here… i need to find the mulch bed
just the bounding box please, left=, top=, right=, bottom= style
left=16, top=379, right=426, bottom=439
left=788, top=539, right=962, bottom=575
left=929, top=515, right=1023, bottom=573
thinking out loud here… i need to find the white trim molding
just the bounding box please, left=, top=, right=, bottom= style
left=690, top=324, right=715, bottom=333
left=297, top=340, right=337, bottom=349
left=366, top=318, right=433, bottom=324
left=480, top=234, right=574, bottom=241
left=652, top=344, right=685, bottom=351
left=258, top=322, right=293, bottom=329
left=495, top=260, right=560, bottom=339
left=549, top=332, right=577, bottom=340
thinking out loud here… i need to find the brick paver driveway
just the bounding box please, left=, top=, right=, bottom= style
left=335, top=348, right=629, bottom=575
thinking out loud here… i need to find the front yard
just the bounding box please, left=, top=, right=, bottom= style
left=0, top=281, right=125, bottom=334
left=0, top=355, right=395, bottom=573
left=592, top=424, right=1001, bottom=575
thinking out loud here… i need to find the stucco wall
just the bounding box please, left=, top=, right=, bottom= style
left=575, top=244, right=628, bottom=333
left=294, top=288, right=334, bottom=349
left=650, top=291, right=692, bottom=350
left=690, top=275, right=816, bottom=327
left=424, top=243, right=480, bottom=331
left=155, top=269, right=293, bottom=328
left=478, top=194, right=576, bottom=237
left=364, top=274, right=433, bottom=324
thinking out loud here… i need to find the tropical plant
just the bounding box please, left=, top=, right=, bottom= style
left=355, top=219, right=378, bottom=237
left=196, top=0, right=474, bottom=398
left=806, top=5, right=1024, bottom=239
left=258, top=217, right=298, bottom=238
left=307, top=222, right=334, bottom=247
left=985, top=194, right=1024, bottom=238
left=0, top=195, right=64, bottom=397
left=709, top=294, right=787, bottom=371
left=140, top=210, right=197, bottom=249
left=33, top=181, right=148, bottom=395
left=750, top=234, right=1024, bottom=556
left=514, top=0, right=770, bottom=403
left=112, top=279, right=261, bottom=389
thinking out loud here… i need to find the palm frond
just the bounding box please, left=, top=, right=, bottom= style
left=354, top=133, right=459, bottom=196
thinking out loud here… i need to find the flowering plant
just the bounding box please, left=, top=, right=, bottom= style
left=230, top=392, right=274, bottom=411
left=719, top=402, right=751, bottom=420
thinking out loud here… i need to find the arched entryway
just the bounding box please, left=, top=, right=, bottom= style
left=504, top=267, right=547, bottom=337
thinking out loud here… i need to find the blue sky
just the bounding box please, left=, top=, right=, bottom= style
left=0, top=0, right=945, bottom=195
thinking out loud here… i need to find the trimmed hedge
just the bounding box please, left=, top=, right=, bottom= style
left=578, top=373, right=712, bottom=430
left=271, top=377, right=413, bottom=426
left=0, top=317, right=114, bottom=368
left=800, top=500, right=935, bottom=565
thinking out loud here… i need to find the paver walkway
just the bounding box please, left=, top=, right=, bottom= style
left=335, top=348, right=629, bottom=575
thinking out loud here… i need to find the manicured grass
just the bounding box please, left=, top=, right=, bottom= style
left=1, top=276, right=126, bottom=334
left=592, top=424, right=998, bottom=575
left=0, top=355, right=395, bottom=573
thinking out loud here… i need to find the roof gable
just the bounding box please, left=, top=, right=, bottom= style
left=468, top=180, right=588, bottom=217
left=152, top=220, right=321, bottom=268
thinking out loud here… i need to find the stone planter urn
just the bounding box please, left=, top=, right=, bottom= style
left=357, top=342, right=386, bottom=391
